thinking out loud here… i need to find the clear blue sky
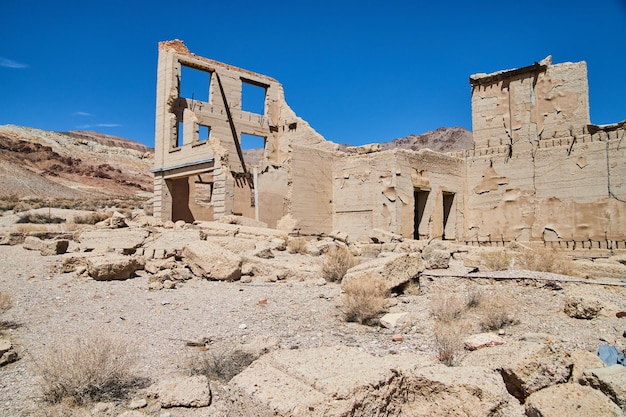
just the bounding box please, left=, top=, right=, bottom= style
left=1, top=0, right=625, bottom=148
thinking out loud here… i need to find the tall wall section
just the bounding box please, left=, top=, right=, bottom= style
left=465, top=57, right=626, bottom=248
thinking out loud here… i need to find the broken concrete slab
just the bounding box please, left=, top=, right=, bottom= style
left=87, top=254, right=146, bottom=281
left=147, top=374, right=211, bottom=408
left=342, top=253, right=424, bottom=292
left=78, top=228, right=149, bottom=252
left=581, top=364, right=626, bottom=411
left=464, top=332, right=507, bottom=351
left=23, top=236, right=69, bottom=256
left=182, top=241, right=242, bottom=281
left=525, top=383, right=622, bottom=417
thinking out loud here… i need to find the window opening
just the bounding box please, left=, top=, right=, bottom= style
left=174, top=121, right=184, bottom=148
left=198, top=125, right=210, bottom=143
left=241, top=79, right=266, bottom=114
left=180, top=65, right=211, bottom=103
left=240, top=133, right=266, bottom=150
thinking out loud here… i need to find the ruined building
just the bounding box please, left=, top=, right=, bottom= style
left=153, top=40, right=626, bottom=249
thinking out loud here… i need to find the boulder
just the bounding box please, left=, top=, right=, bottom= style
left=23, top=236, right=69, bottom=256
left=525, top=383, right=622, bottom=417
left=380, top=312, right=410, bottom=330
left=423, top=249, right=451, bottom=269
left=564, top=295, right=603, bottom=319
left=87, top=254, right=145, bottom=281
left=569, top=349, right=606, bottom=383
left=228, top=346, right=519, bottom=417
left=142, top=229, right=202, bottom=257
left=147, top=374, right=211, bottom=408
left=461, top=340, right=573, bottom=401
left=78, top=229, right=148, bottom=252
left=581, top=364, right=626, bottom=411
left=464, top=333, right=507, bottom=351
left=183, top=241, right=242, bottom=281
left=342, top=253, right=424, bottom=293
left=369, top=229, right=403, bottom=244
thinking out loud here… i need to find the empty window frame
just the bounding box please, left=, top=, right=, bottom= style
left=173, top=120, right=184, bottom=149
left=197, top=124, right=210, bottom=143
left=241, top=78, right=267, bottom=115
left=179, top=65, right=211, bottom=103
left=240, top=133, right=266, bottom=149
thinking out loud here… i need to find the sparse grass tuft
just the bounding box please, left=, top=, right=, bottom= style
left=73, top=212, right=111, bottom=225
left=287, top=237, right=308, bottom=254
left=465, top=288, right=483, bottom=309
left=480, top=251, right=513, bottom=271
left=342, top=275, right=388, bottom=325
left=37, top=334, right=141, bottom=405
left=431, top=293, right=465, bottom=323
left=187, top=348, right=256, bottom=383
left=433, top=321, right=467, bottom=367
left=16, top=213, right=65, bottom=224
left=321, top=246, right=355, bottom=282
left=478, top=291, right=517, bottom=331
left=516, top=247, right=573, bottom=276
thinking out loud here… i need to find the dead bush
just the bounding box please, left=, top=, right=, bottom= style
left=342, top=275, right=388, bottom=325
left=73, top=212, right=111, bottom=224
left=465, top=287, right=483, bottom=309
left=37, top=334, right=142, bottom=405
left=478, top=291, right=517, bottom=331
left=287, top=237, right=308, bottom=254
left=187, top=348, right=256, bottom=383
left=16, top=213, right=65, bottom=224
left=321, top=245, right=355, bottom=282
left=515, top=247, right=573, bottom=275
left=433, top=321, right=467, bottom=367
left=431, top=293, right=465, bottom=323
left=480, top=251, right=513, bottom=271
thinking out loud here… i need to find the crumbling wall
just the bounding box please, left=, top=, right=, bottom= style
left=466, top=56, right=626, bottom=246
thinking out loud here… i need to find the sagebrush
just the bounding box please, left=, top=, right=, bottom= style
left=479, top=291, right=517, bottom=331
left=431, top=293, right=465, bottom=323
left=321, top=246, right=355, bottom=282
left=73, top=212, right=111, bottom=224
left=342, top=275, right=388, bottom=324
left=287, top=237, right=309, bottom=254
left=16, top=213, right=65, bottom=224
left=516, top=247, right=573, bottom=275
left=37, top=334, right=141, bottom=405
left=187, top=348, right=256, bottom=383
left=480, top=251, right=513, bottom=271
left=433, top=321, right=467, bottom=367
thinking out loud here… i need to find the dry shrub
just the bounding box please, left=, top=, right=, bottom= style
left=465, top=287, right=483, bottom=309
left=321, top=245, right=355, bottom=282
left=287, top=237, right=308, bottom=254
left=187, top=348, right=256, bottom=383
left=478, top=291, right=517, bottom=331
left=342, top=275, right=388, bottom=325
left=431, top=293, right=465, bottom=323
left=16, top=213, right=65, bottom=224
left=516, top=247, right=573, bottom=275
left=37, top=334, right=141, bottom=405
left=480, top=250, right=513, bottom=271
left=73, top=212, right=111, bottom=224
left=433, top=321, right=468, bottom=366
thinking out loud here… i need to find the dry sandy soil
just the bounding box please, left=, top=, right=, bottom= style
left=0, top=211, right=625, bottom=416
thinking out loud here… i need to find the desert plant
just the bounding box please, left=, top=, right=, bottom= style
left=431, top=293, right=465, bottom=323
left=321, top=245, right=355, bottom=282
left=516, top=248, right=573, bottom=275
left=465, top=287, right=483, bottom=309
left=187, top=348, right=256, bottom=383
left=433, top=321, right=467, bottom=366
left=478, top=291, right=517, bottom=331
left=480, top=250, right=513, bottom=271
left=342, top=275, right=388, bottom=324
left=37, top=334, right=141, bottom=405
left=16, top=213, right=65, bottom=224
left=287, top=237, right=308, bottom=254
left=73, top=212, right=111, bottom=224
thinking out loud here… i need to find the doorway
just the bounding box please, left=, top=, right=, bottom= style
left=413, top=189, right=430, bottom=240
left=442, top=192, right=455, bottom=240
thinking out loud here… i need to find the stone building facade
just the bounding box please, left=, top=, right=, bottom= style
left=153, top=40, right=626, bottom=249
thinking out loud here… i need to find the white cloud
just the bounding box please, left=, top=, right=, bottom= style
left=73, top=111, right=93, bottom=117
left=0, top=57, right=29, bottom=69
left=75, top=123, right=122, bottom=129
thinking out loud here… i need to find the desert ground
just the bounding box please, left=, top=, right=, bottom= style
left=0, top=207, right=625, bottom=417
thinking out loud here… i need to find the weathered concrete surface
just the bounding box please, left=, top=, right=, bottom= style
left=182, top=241, right=242, bottom=281
left=525, top=383, right=622, bottom=417
left=342, top=253, right=424, bottom=292
left=78, top=229, right=149, bottom=252
left=86, top=254, right=146, bottom=281
left=227, top=346, right=519, bottom=417
left=581, top=364, right=626, bottom=411
left=22, top=236, right=68, bottom=256
left=147, top=374, right=211, bottom=408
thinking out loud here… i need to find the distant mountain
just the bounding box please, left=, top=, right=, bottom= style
left=380, top=127, right=473, bottom=153
left=0, top=125, right=154, bottom=200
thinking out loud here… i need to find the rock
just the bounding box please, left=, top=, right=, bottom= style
left=23, top=236, right=69, bottom=255
left=342, top=253, right=424, bottom=293
left=581, top=364, right=626, bottom=411
left=569, top=349, right=606, bottom=383
left=564, top=295, right=603, bottom=319
left=182, top=241, right=242, bottom=281
left=423, top=249, right=451, bottom=269
left=117, top=411, right=145, bottom=417
left=0, top=338, right=18, bottom=367
left=369, top=229, right=403, bottom=244
left=228, top=346, right=517, bottom=417
left=391, top=333, right=403, bottom=342
left=464, top=333, right=507, bottom=351
left=174, top=220, right=186, bottom=229
left=128, top=398, right=147, bottom=409
left=329, top=230, right=348, bottom=243
left=143, top=229, right=202, bottom=257
left=61, top=255, right=89, bottom=273
left=525, top=383, right=622, bottom=417
left=162, top=280, right=176, bottom=289
left=87, top=254, right=146, bottom=281
left=253, top=247, right=274, bottom=259
left=0, top=337, right=12, bottom=355
left=148, top=374, right=211, bottom=408
left=380, top=312, right=409, bottom=330
left=461, top=340, right=573, bottom=401
left=79, top=229, right=149, bottom=252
